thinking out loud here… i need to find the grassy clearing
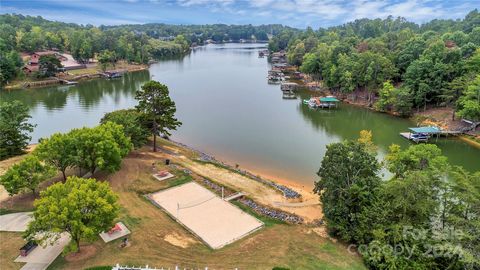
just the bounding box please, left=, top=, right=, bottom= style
left=1, top=147, right=365, bottom=270
left=193, top=159, right=233, bottom=171
left=67, top=67, right=100, bottom=75
left=0, top=232, right=26, bottom=269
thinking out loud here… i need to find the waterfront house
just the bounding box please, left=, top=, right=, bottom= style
left=28, top=51, right=67, bottom=65
left=24, top=51, right=85, bottom=75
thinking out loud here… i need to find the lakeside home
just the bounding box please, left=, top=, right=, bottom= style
left=23, top=51, right=86, bottom=75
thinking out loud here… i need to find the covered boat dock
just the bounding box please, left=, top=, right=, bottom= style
left=319, top=97, right=340, bottom=108
left=400, top=126, right=442, bottom=143
left=303, top=96, right=340, bottom=109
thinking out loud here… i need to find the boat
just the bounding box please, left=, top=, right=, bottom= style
left=104, top=71, right=123, bottom=79
left=282, top=91, right=296, bottom=99
left=268, top=76, right=284, bottom=84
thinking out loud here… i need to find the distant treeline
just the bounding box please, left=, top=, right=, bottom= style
left=0, top=14, right=294, bottom=86
left=270, top=10, right=480, bottom=120
left=101, top=23, right=294, bottom=43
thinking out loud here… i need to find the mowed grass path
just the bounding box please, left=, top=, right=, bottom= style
left=0, top=147, right=366, bottom=270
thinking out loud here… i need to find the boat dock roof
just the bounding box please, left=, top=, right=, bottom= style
left=319, top=97, right=339, bottom=102
left=408, top=126, right=441, bottom=134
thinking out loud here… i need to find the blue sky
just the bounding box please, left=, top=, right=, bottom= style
left=1, top=0, right=478, bottom=28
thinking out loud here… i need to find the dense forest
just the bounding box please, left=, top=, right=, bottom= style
left=270, top=10, right=480, bottom=120
left=316, top=133, right=480, bottom=270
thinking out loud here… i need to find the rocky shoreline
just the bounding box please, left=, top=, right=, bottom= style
left=201, top=176, right=304, bottom=224
left=172, top=140, right=302, bottom=199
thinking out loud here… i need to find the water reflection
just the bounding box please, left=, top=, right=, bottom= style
left=1, top=44, right=478, bottom=186
left=0, top=71, right=150, bottom=142
left=0, top=71, right=150, bottom=112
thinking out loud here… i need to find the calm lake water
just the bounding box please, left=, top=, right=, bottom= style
left=1, top=43, right=479, bottom=187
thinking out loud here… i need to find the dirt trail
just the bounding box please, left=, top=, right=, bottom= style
left=148, top=147, right=323, bottom=222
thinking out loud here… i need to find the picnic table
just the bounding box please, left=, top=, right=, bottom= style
left=108, top=223, right=122, bottom=235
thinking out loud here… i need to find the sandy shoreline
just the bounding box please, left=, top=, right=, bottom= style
left=169, top=140, right=316, bottom=196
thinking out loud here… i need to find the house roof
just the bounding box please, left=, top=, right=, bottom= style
left=33, top=51, right=57, bottom=56
left=23, top=65, right=39, bottom=72
left=409, top=126, right=441, bottom=134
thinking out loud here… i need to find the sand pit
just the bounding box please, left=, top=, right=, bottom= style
left=149, top=182, right=263, bottom=249
left=164, top=232, right=197, bottom=248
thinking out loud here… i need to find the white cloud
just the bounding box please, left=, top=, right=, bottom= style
left=2, top=0, right=476, bottom=28
left=177, top=0, right=234, bottom=7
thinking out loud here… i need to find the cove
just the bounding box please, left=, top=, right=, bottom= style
left=1, top=43, right=479, bottom=187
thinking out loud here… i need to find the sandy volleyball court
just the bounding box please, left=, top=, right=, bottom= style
left=149, top=182, right=264, bottom=249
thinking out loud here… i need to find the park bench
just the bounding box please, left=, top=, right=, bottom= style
left=19, top=241, right=37, bottom=257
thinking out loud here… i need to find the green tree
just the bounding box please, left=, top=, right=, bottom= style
left=375, top=81, right=395, bottom=111
left=314, top=139, right=382, bottom=243
left=0, top=50, right=22, bottom=85
left=0, top=155, right=54, bottom=195
left=364, top=171, right=442, bottom=270
left=135, top=80, right=181, bottom=152
left=457, top=75, right=480, bottom=121
left=396, top=37, right=426, bottom=73
left=287, top=42, right=305, bottom=66
left=337, top=53, right=356, bottom=93
left=391, top=86, right=413, bottom=117
left=100, top=109, right=150, bottom=148
left=364, top=144, right=474, bottom=269
left=70, top=123, right=131, bottom=175
left=97, top=121, right=133, bottom=158
left=0, top=163, right=24, bottom=197
left=174, top=34, right=189, bottom=52
left=385, top=144, right=448, bottom=179
left=0, top=101, right=36, bottom=160
left=447, top=167, right=480, bottom=267
left=38, top=55, right=62, bottom=78
left=97, top=50, right=116, bottom=72
left=35, top=132, right=76, bottom=181
left=300, top=53, right=321, bottom=80
left=26, top=177, right=119, bottom=253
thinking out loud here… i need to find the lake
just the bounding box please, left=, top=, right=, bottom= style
left=1, top=43, right=479, bottom=187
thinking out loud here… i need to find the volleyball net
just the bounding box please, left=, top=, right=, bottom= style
left=177, top=195, right=216, bottom=210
